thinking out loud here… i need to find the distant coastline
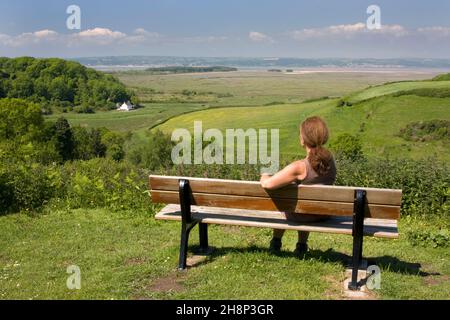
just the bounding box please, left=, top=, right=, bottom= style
left=73, top=56, right=450, bottom=72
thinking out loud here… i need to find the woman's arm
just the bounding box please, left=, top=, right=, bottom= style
left=260, top=161, right=306, bottom=190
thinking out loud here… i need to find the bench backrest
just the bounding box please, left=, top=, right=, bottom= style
left=149, top=175, right=402, bottom=220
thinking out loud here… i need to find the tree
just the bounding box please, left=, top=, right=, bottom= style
left=101, top=131, right=125, bottom=161
left=0, top=57, right=133, bottom=113
left=53, top=117, right=74, bottom=161
left=90, top=129, right=107, bottom=158
left=9, top=74, right=34, bottom=98
left=0, top=98, right=44, bottom=142
left=126, top=130, right=173, bottom=170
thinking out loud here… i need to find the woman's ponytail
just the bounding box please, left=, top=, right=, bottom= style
left=300, top=116, right=334, bottom=176
left=308, top=146, right=333, bottom=176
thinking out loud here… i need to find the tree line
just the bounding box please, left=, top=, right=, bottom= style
left=0, top=57, right=137, bottom=114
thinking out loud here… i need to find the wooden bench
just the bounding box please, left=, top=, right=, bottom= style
left=149, top=175, right=402, bottom=290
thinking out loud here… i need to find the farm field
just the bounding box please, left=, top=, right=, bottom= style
left=117, top=70, right=437, bottom=107
left=46, top=70, right=441, bottom=135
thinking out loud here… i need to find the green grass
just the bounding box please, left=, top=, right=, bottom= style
left=155, top=95, right=450, bottom=161
left=1, top=209, right=448, bottom=299
left=46, top=103, right=209, bottom=133
left=346, top=80, right=450, bottom=104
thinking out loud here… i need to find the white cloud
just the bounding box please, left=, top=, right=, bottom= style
left=375, top=25, right=409, bottom=36
left=417, top=26, right=450, bottom=37
left=33, top=30, right=59, bottom=39
left=290, top=23, right=408, bottom=40
left=0, top=34, right=11, bottom=45
left=1, top=23, right=449, bottom=58
left=124, top=28, right=162, bottom=44
left=1, top=29, right=60, bottom=47
left=70, top=28, right=126, bottom=45
left=249, top=31, right=274, bottom=43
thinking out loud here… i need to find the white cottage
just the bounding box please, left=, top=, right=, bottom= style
left=117, top=102, right=134, bottom=111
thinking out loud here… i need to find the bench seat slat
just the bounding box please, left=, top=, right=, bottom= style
left=149, top=175, right=402, bottom=206
left=151, top=190, right=400, bottom=220
left=155, top=204, right=399, bottom=239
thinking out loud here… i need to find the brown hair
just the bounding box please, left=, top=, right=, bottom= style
left=300, top=116, right=333, bottom=176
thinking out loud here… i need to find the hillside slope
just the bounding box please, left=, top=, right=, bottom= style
left=155, top=81, right=450, bottom=161
left=345, top=80, right=450, bottom=104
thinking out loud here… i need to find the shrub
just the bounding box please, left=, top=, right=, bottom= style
left=0, top=160, right=61, bottom=213
left=329, top=133, right=364, bottom=161
left=59, top=158, right=150, bottom=212
left=0, top=156, right=152, bottom=214
left=407, top=229, right=449, bottom=248
left=126, top=130, right=174, bottom=171
left=335, top=157, right=449, bottom=217
left=398, top=120, right=449, bottom=142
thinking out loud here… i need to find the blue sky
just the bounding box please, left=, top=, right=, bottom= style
left=1, top=0, right=450, bottom=58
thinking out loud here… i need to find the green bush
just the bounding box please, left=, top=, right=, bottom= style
left=407, top=229, right=449, bottom=248
left=0, top=161, right=61, bottom=213
left=59, top=158, right=150, bottom=212
left=398, top=120, right=449, bottom=142
left=335, top=157, right=449, bottom=217
left=329, top=133, right=364, bottom=161
left=126, top=130, right=174, bottom=171
left=0, top=156, right=151, bottom=214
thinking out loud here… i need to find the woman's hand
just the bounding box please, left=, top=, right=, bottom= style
left=260, top=174, right=272, bottom=188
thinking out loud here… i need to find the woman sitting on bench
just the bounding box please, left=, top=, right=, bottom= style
left=260, top=116, right=336, bottom=256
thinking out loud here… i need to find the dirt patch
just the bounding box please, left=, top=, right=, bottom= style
left=342, top=268, right=379, bottom=300
left=322, top=274, right=344, bottom=299
left=322, top=273, right=378, bottom=300
left=423, top=275, right=449, bottom=287
left=147, top=272, right=187, bottom=293
left=125, top=257, right=148, bottom=266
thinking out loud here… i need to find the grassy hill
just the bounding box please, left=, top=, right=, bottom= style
left=155, top=81, right=450, bottom=161
left=344, top=80, right=450, bottom=104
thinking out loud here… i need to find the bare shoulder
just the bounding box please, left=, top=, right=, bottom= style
left=292, top=160, right=307, bottom=179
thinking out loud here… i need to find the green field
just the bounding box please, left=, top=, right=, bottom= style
left=46, top=103, right=206, bottom=133
left=117, top=70, right=437, bottom=107
left=46, top=70, right=440, bottom=135
left=156, top=94, right=450, bottom=161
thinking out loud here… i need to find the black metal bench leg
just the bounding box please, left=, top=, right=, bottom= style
left=179, top=224, right=191, bottom=270
left=349, top=189, right=366, bottom=291
left=199, top=223, right=209, bottom=252
left=178, top=179, right=197, bottom=271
